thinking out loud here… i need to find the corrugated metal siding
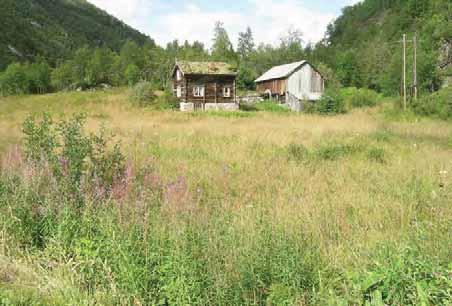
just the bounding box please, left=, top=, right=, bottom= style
left=287, top=65, right=311, bottom=100
left=286, top=65, right=324, bottom=101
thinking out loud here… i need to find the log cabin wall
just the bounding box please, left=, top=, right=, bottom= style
left=172, top=68, right=187, bottom=103
left=185, top=75, right=236, bottom=104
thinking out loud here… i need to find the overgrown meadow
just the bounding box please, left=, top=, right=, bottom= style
left=0, top=89, right=451, bottom=305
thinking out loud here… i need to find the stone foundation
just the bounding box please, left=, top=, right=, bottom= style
left=180, top=102, right=239, bottom=112
left=204, top=103, right=239, bottom=111
left=180, top=103, right=194, bottom=112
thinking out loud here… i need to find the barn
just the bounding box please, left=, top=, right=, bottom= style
left=172, top=61, right=239, bottom=112
left=255, top=61, right=325, bottom=111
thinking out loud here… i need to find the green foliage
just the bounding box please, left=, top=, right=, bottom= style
left=311, top=88, right=347, bottom=115
left=340, top=241, right=452, bottom=306
left=125, top=64, right=141, bottom=86
left=342, top=87, right=379, bottom=108
left=130, top=81, right=156, bottom=106
left=236, top=64, right=257, bottom=90
left=152, top=91, right=180, bottom=110
left=211, top=21, right=236, bottom=62
left=0, top=63, right=30, bottom=95
left=0, top=0, right=153, bottom=70
left=255, top=101, right=291, bottom=113
left=237, top=27, right=255, bottom=60
left=27, top=59, right=51, bottom=94
left=130, top=82, right=179, bottom=110
left=411, top=87, right=452, bottom=120
left=316, top=0, right=451, bottom=95
left=51, top=62, right=74, bottom=91
left=22, top=113, right=125, bottom=205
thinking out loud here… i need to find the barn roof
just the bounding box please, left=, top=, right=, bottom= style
left=176, top=61, right=237, bottom=76
left=255, top=60, right=307, bottom=83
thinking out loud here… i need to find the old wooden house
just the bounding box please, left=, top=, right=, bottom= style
left=172, top=61, right=238, bottom=111
left=255, top=61, right=325, bottom=111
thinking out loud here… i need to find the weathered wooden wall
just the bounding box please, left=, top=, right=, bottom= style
left=256, top=63, right=325, bottom=101
left=256, top=79, right=287, bottom=96
left=172, top=69, right=236, bottom=105
left=186, top=75, right=235, bottom=104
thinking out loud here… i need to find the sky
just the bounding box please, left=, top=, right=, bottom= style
left=88, top=0, right=362, bottom=48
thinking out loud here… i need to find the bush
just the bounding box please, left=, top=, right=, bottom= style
left=412, top=87, right=452, bottom=120
left=130, top=82, right=178, bottom=109
left=125, top=64, right=141, bottom=86
left=0, top=63, right=30, bottom=95
left=152, top=91, right=179, bottom=110
left=255, top=101, right=290, bottom=113
left=130, top=81, right=156, bottom=106
left=349, top=88, right=379, bottom=108
left=340, top=87, right=379, bottom=109
left=311, top=88, right=346, bottom=115
left=22, top=113, right=126, bottom=205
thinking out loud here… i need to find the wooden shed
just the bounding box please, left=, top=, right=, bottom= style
left=172, top=61, right=238, bottom=111
left=255, top=61, right=325, bottom=111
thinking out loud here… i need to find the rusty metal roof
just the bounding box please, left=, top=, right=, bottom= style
left=176, top=61, right=237, bottom=76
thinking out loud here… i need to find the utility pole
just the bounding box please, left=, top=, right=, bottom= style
left=403, top=34, right=407, bottom=110
left=413, top=34, right=418, bottom=101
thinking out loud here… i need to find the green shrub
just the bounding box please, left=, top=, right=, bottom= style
left=125, top=64, right=141, bottom=86
left=0, top=63, right=30, bottom=95
left=255, top=101, right=290, bottom=113
left=348, top=88, right=379, bottom=108
left=152, top=91, right=179, bottom=110
left=412, top=87, right=452, bottom=120
left=130, top=81, right=156, bottom=106
left=311, top=88, right=346, bottom=115
left=342, top=242, right=452, bottom=306
left=130, top=83, right=179, bottom=109
left=22, top=113, right=125, bottom=205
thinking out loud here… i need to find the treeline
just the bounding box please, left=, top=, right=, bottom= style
left=0, top=22, right=314, bottom=96
left=1, top=0, right=451, bottom=98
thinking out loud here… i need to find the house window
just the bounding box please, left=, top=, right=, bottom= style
left=223, top=87, right=231, bottom=98
left=176, top=69, right=182, bottom=81
left=176, top=85, right=182, bottom=98
left=193, top=86, right=205, bottom=97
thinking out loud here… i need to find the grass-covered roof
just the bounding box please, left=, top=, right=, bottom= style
left=176, top=61, right=237, bottom=76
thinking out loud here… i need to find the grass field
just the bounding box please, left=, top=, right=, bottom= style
left=0, top=89, right=451, bottom=305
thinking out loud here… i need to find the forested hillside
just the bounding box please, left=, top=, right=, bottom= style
left=0, top=0, right=154, bottom=70
left=312, top=0, right=452, bottom=95
left=1, top=0, right=451, bottom=102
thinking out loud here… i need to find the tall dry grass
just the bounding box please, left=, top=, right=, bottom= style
left=0, top=90, right=451, bottom=305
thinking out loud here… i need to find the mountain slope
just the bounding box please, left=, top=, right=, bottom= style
left=313, top=0, right=451, bottom=94
left=0, top=0, right=154, bottom=69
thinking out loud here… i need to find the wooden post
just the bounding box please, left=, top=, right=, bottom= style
left=203, top=85, right=206, bottom=110
left=233, top=79, right=237, bottom=104
left=185, top=78, right=188, bottom=103
left=413, top=34, right=418, bottom=101
left=403, top=34, right=407, bottom=111
left=214, top=82, right=217, bottom=104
